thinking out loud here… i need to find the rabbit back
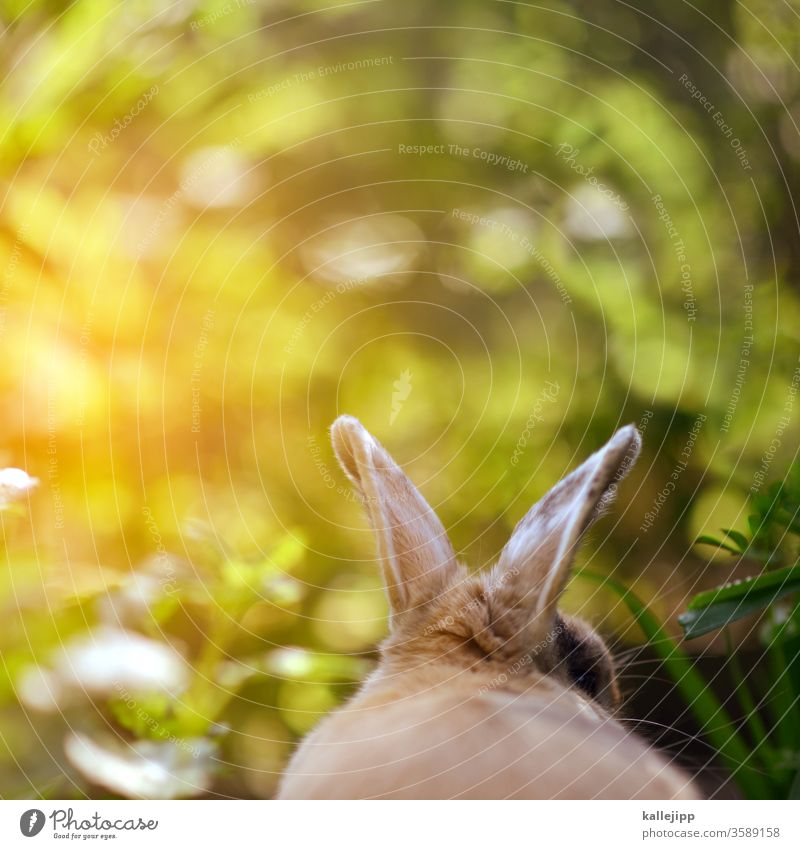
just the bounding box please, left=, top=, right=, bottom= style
left=278, top=676, right=698, bottom=800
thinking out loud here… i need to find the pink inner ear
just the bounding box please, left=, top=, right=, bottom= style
left=533, top=469, right=603, bottom=616
left=329, top=415, right=458, bottom=620
left=490, top=425, right=641, bottom=640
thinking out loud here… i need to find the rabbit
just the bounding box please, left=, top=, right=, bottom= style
left=277, top=415, right=699, bottom=799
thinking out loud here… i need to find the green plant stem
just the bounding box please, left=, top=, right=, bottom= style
left=175, top=601, right=249, bottom=735
left=723, top=629, right=775, bottom=769
left=764, top=610, right=800, bottom=752
left=790, top=767, right=800, bottom=799
left=581, top=571, right=770, bottom=799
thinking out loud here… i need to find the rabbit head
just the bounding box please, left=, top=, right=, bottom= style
left=331, top=415, right=641, bottom=713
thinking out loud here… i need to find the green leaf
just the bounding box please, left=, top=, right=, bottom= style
left=680, top=596, right=778, bottom=639
left=688, top=564, right=800, bottom=609
left=679, top=566, right=800, bottom=639
left=695, top=534, right=741, bottom=554
left=721, top=528, right=750, bottom=549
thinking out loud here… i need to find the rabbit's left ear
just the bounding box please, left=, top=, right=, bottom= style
left=489, top=425, right=641, bottom=648
left=330, top=415, right=458, bottom=624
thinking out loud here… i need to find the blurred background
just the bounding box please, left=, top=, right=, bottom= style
left=1, top=0, right=799, bottom=798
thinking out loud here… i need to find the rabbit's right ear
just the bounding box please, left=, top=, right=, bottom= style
left=488, top=425, right=641, bottom=650
left=330, top=415, right=458, bottom=624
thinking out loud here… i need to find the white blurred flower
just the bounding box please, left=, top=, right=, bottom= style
left=64, top=732, right=215, bottom=799
left=16, top=665, right=64, bottom=712
left=262, top=574, right=304, bottom=605
left=467, top=206, right=538, bottom=269
left=562, top=183, right=633, bottom=241
left=0, top=467, right=39, bottom=508
left=57, top=627, right=189, bottom=695
left=300, top=214, right=424, bottom=286
left=266, top=647, right=314, bottom=678
left=180, top=145, right=253, bottom=209
left=17, top=627, right=189, bottom=711
left=119, top=194, right=180, bottom=258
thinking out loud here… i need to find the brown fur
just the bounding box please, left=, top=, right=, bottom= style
left=277, top=417, right=699, bottom=799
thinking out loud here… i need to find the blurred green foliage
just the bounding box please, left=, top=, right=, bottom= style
left=2, top=0, right=800, bottom=797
